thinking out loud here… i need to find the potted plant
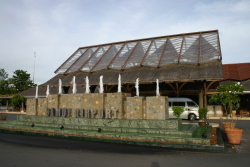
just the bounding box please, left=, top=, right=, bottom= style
left=172, top=106, right=184, bottom=119
left=209, top=82, right=244, bottom=144
left=198, top=107, right=208, bottom=126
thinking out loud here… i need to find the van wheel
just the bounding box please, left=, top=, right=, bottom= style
left=188, top=114, right=196, bottom=121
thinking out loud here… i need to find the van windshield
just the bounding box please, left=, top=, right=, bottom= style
left=187, top=101, right=197, bottom=107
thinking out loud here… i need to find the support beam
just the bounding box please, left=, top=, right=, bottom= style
left=178, top=35, right=185, bottom=63
left=140, top=39, right=154, bottom=65
left=199, top=92, right=204, bottom=108
left=158, top=38, right=168, bottom=67
left=107, top=43, right=126, bottom=69
left=64, top=49, right=89, bottom=74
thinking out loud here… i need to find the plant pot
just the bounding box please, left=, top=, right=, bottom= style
left=225, top=128, right=243, bottom=145
left=222, top=122, right=235, bottom=130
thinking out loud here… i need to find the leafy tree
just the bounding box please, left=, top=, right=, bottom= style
left=11, top=70, right=36, bottom=93
left=209, top=82, right=244, bottom=117
left=11, top=94, right=26, bottom=110
left=0, top=69, right=14, bottom=96
left=0, top=68, right=8, bottom=81
left=0, top=79, right=15, bottom=95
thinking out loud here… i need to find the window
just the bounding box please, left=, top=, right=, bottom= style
left=172, top=102, right=185, bottom=107
left=187, top=102, right=197, bottom=107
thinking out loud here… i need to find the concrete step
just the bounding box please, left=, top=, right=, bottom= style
left=0, top=115, right=224, bottom=151
left=17, top=115, right=181, bottom=130
left=0, top=123, right=211, bottom=145
left=0, top=121, right=196, bottom=137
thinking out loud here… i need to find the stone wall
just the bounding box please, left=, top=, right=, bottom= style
left=26, top=98, right=37, bottom=115
left=126, top=96, right=146, bottom=119
left=26, top=93, right=170, bottom=120
left=59, top=94, right=106, bottom=118
left=105, top=93, right=131, bottom=119
left=146, top=96, right=169, bottom=120
left=47, top=94, right=59, bottom=109
left=37, top=98, right=47, bottom=116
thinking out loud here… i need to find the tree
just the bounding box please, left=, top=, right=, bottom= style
left=11, top=94, right=26, bottom=110
left=209, top=82, right=244, bottom=117
left=11, top=70, right=36, bottom=93
left=0, top=69, right=14, bottom=95
left=0, top=68, right=8, bottom=81
left=0, top=79, right=15, bottom=95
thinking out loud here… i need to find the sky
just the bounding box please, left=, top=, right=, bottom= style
left=0, top=0, right=250, bottom=85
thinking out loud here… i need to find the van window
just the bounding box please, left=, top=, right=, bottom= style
left=172, top=102, right=185, bottom=107
left=187, top=102, right=197, bottom=107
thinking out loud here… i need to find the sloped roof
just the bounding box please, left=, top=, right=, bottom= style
left=223, top=63, right=250, bottom=80
left=55, top=30, right=222, bottom=74
left=19, top=60, right=223, bottom=97
left=19, top=30, right=224, bottom=97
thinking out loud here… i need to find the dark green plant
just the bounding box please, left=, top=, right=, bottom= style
left=0, top=68, right=8, bottom=81
left=198, top=108, right=209, bottom=121
left=11, top=94, right=26, bottom=110
left=172, top=106, right=184, bottom=118
left=10, top=69, right=36, bottom=93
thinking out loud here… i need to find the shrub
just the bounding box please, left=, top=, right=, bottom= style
left=172, top=106, right=184, bottom=118
left=198, top=108, right=209, bottom=120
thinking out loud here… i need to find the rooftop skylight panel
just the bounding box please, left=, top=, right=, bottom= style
left=109, top=42, right=136, bottom=70
left=55, top=48, right=86, bottom=74
left=160, top=40, right=180, bottom=66
left=124, top=40, right=151, bottom=69
left=142, top=38, right=167, bottom=67
left=66, top=47, right=98, bottom=73
left=81, top=45, right=111, bottom=72
left=180, top=35, right=199, bottom=63
left=91, top=44, right=123, bottom=71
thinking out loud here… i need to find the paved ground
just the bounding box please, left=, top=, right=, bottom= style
left=0, top=114, right=250, bottom=167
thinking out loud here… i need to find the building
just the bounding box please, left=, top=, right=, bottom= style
left=20, top=30, right=224, bottom=110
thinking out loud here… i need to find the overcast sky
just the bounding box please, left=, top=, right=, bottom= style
left=0, top=0, right=250, bottom=85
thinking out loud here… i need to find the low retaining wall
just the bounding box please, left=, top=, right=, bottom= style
left=17, top=115, right=180, bottom=129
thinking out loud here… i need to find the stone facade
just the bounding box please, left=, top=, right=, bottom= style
left=59, top=94, right=106, bottom=118
left=126, top=96, right=146, bottom=119
left=47, top=94, right=59, bottom=109
left=105, top=93, right=131, bottom=119
left=26, top=93, right=172, bottom=120
left=26, top=98, right=37, bottom=115
left=146, top=96, right=169, bottom=120
left=37, top=98, right=47, bottom=116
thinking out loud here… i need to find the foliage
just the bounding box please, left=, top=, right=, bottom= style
left=0, top=69, right=35, bottom=96
left=198, top=108, right=209, bottom=120
left=209, top=82, right=244, bottom=116
left=172, top=106, right=184, bottom=118
left=11, top=94, right=26, bottom=109
left=0, top=68, right=8, bottom=81
left=11, top=70, right=36, bottom=92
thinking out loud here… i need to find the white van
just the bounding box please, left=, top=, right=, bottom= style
left=168, top=98, right=199, bottom=121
